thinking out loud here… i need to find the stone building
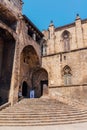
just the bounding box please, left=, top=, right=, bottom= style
left=0, top=0, right=45, bottom=105
left=0, top=0, right=87, bottom=106
left=42, top=15, right=87, bottom=104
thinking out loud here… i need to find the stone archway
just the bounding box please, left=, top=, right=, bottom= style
left=20, top=45, right=40, bottom=98
left=32, top=68, right=48, bottom=98
left=0, top=28, right=15, bottom=105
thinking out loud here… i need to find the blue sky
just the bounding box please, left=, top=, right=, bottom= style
left=23, top=0, right=87, bottom=31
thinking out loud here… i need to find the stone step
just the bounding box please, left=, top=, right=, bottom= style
left=0, top=115, right=87, bottom=121
left=3, top=107, right=76, bottom=109
left=16, top=105, right=72, bottom=108
left=2, top=107, right=76, bottom=110
left=1, top=109, right=79, bottom=113
left=0, top=110, right=87, bottom=115
left=0, top=110, right=87, bottom=116
left=8, top=107, right=74, bottom=110
left=0, top=117, right=87, bottom=126
left=0, top=98, right=87, bottom=126
left=1, top=108, right=78, bottom=112
left=0, top=113, right=87, bottom=119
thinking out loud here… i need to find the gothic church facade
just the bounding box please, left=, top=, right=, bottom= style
left=0, top=0, right=87, bottom=106
left=42, top=15, right=87, bottom=104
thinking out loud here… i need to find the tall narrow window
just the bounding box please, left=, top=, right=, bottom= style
left=48, top=30, right=50, bottom=39
left=41, top=43, right=47, bottom=56
left=62, top=30, right=71, bottom=52
left=32, top=33, right=36, bottom=41
left=63, top=65, right=72, bottom=85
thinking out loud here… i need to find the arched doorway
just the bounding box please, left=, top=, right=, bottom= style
left=22, top=81, right=28, bottom=97
left=40, top=80, right=48, bottom=96
left=20, top=45, right=40, bottom=98
left=32, top=68, right=48, bottom=98
left=0, top=28, right=15, bottom=104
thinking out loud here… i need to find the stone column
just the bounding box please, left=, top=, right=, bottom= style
left=75, top=14, right=84, bottom=48
left=48, top=21, right=55, bottom=54
left=0, top=38, right=3, bottom=77
left=9, top=39, right=20, bottom=105
left=9, top=17, right=23, bottom=105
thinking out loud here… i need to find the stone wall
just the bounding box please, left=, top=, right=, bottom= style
left=42, top=16, right=87, bottom=103
left=42, top=49, right=87, bottom=86
left=0, top=0, right=44, bottom=105
left=82, top=22, right=87, bottom=46
left=49, top=85, right=87, bottom=107
left=9, top=17, right=43, bottom=103
left=43, top=17, right=87, bottom=55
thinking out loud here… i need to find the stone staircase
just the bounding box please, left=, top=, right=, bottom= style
left=0, top=98, right=87, bottom=126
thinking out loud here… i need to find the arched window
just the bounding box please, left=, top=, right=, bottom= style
left=63, top=65, right=72, bottom=85
left=62, top=30, right=71, bottom=52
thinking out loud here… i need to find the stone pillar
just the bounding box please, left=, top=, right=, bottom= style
left=0, top=38, right=3, bottom=77
left=9, top=39, right=20, bottom=106
left=48, top=21, right=55, bottom=39
left=9, top=17, right=23, bottom=105
left=48, top=21, right=55, bottom=54
left=75, top=14, right=84, bottom=48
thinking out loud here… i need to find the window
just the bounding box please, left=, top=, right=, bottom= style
left=41, top=44, right=47, bottom=56
left=32, top=33, right=36, bottom=41
left=62, top=30, right=71, bottom=51
left=63, top=65, right=72, bottom=85
left=48, top=30, right=50, bottom=39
